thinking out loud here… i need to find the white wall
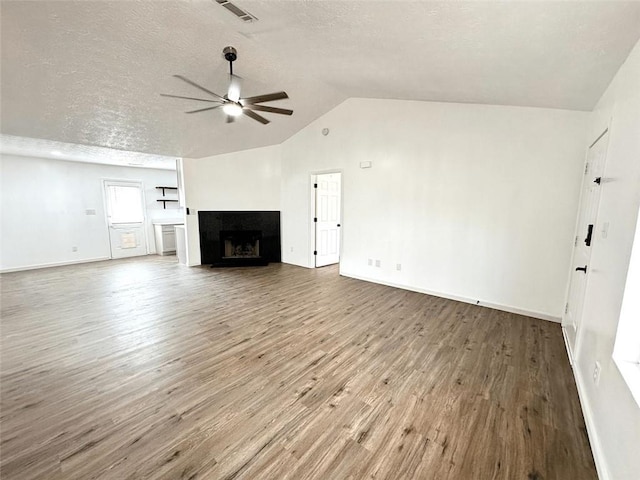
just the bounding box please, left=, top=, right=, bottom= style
left=281, top=99, right=588, bottom=320
left=570, top=39, right=640, bottom=480
left=181, top=144, right=281, bottom=266
left=0, top=154, right=179, bottom=271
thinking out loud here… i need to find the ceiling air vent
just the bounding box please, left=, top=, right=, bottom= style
left=215, top=0, right=258, bottom=22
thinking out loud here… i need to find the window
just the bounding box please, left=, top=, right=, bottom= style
left=613, top=206, right=640, bottom=408
left=105, top=183, right=144, bottom=224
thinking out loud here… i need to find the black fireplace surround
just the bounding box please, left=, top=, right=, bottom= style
left=198, top=211, right=281, bottom=267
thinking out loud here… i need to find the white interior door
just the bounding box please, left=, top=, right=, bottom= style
left=315, top=173, right=341, bottom=267
left=104, top=180, right=148, bottom=259
left=563, top=130, right=609, bottom=360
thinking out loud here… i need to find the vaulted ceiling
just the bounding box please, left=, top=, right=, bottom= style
left=2, top=1, right=640, bottom=159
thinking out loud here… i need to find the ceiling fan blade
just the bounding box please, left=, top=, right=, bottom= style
left=226, top=115, right=236, bottom=123
left=173, top=75, right=226, bottom=101
left=185, top=105, right=223, bottom=114
left=243, top=109, right=270, bottom=125
left=227, top=74, right=242, bottom=102
left=241, top=91, right=288, bottom=104
left=244, top=104, right=293, bottom=116
left=160, top=93, right=222, bottom=103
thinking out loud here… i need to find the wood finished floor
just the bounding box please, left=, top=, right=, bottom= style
left=1, top=256, right=596, bottom=480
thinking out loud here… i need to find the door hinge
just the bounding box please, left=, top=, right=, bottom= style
left=313, top=217, right=317, bottom=223
left=565, top=303, right=569, bottom=314
left=585, top=163, right=589, bottom=175
left=313, top=250, right=317, bottom=255
left=574, top=235, right=578, bottom=247
left=314, top=183, right=318, bottom=188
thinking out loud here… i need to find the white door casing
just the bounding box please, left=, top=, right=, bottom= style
left=562, top=129, right=609, bottom=361
left=314, top=173, right=342, bottom=267
left=104, top=180, right=148, bottom=259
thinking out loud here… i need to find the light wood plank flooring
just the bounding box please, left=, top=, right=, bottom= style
left=1, top=256, right=596, bottom=479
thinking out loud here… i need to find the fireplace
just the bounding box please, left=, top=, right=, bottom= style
left=222, top=230, right=261, bottom=259
left=198, top=211, right=280, bottom=267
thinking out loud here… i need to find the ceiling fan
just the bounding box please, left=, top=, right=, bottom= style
left=160, top=46, right=293, bottom=125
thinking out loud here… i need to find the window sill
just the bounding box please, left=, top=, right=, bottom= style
left=613, top=353, right=640, bottom=409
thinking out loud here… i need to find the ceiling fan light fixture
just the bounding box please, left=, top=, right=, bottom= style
left=161, top=46, right=291, bottom=125
left=222, top=102, right=243, bottom=117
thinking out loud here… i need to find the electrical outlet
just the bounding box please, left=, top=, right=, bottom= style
left=71, top=246, right=78, bottom=252
left=396, top=263, right=401, bottom=271
left=593, top=361, right=601, bottom=385
left=375, top=259, right=381, bottom=268
left=368, top=258, right=373, bottom=266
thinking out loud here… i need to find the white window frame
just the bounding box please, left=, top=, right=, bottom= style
left=104, top=180, right=146, bottom=225
left=613, top=205, right=640, bottom=408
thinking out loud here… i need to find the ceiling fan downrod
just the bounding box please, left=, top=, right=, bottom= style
left=223, top=46, right=237, bottom=76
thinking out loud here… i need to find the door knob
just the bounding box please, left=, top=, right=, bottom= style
left=575, top=266, right=587, bottom=273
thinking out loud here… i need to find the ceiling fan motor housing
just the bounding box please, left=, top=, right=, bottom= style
left=223, top=46, right=237, bottom=62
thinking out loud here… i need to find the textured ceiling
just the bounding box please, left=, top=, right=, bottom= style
left=0, top=134, right=178, bottom=170
left=2, top=1, right=640, bottom=160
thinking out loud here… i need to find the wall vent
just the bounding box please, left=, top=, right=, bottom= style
left=215, top=0, right=258, bottom=22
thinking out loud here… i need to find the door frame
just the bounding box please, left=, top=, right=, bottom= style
left=102, top=178, right=150, bottom=259
left=309, top=170, right=344, bottom=268
left=561, top=127, right=610, bottom=363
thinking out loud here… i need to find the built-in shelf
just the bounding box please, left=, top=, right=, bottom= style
left=156, top=186, right=178, bottom=196
left=156, top=186, right=179, bottom=209
left=157, top=199, right=179, bottom=209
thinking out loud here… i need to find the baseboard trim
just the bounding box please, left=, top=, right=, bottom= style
left=0, top=256, right=111, bottom=273
left=282, top=259, right=313, bottom=269
left=562, top=326, right=575, bottom=367
left=339, top=270, right=561, bottom=323
left=572, top=365, right=610, bottom=480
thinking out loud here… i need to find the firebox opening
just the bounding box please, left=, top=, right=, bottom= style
left=221, top=230, right=261, bottom=259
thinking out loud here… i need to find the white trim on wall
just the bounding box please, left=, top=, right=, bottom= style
left=573, top=364, right=611, bottom=480
left=0, top=256, right=111, bottom=274
left=341, top=270, right=561, bottom=323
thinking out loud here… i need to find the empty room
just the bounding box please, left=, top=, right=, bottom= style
left=1, top=1, right=639, bottom=479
